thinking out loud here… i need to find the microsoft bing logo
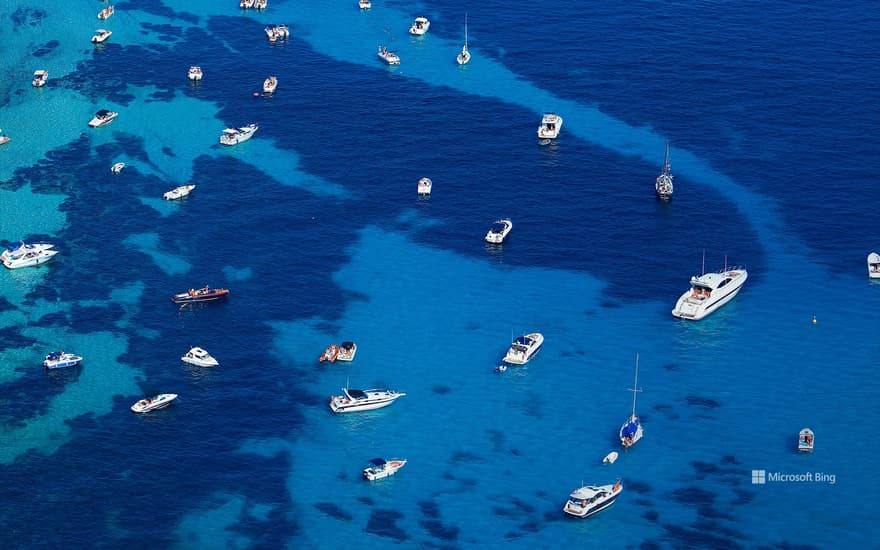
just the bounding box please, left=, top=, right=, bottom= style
left=752, top=470, right=766, bottom=484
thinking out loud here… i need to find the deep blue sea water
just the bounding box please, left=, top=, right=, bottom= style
left=1, top=1, right=879, bottom=548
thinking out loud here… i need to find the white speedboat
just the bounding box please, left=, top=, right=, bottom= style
left=3, top=247, right=58, bottom=269
left=329, top=387, right=406, bottom=414
left=130, top=393, right=178, bottom=413
left=188, top=66, right=203, bottom=81
left=97, top=5, right=114, bottom=20
left=91, top=29, right=112, bottom=43
left=503, top=332, right=543, bottom=365
left=377, top=45, right=400, bottom=65
left=363, top=458, right=406, bottom=480
left=163, top=184, right=195, bottom=200
left=0, top=131, right=9, bottom=146
left=111, top=162, right=125, bottom=173
left=263, top=76, right=278, bottom=94
left=88, top=109, right=118, bottom=127
left=563, top=482, right=623, bottom=518
left=32, top=70, right=48, bottom=87
left=2, top=241, right=55, bottom=262
left=359, top=0, right=371, bottom=9
left=181, top=346, right=219, bottom=367
left=485, top=218, right=512, bottom=244
left=798, top=428, right=814, bottom=453
left=409, top=17, right=430, bottom=35
left=671, top=260, right=748, bottom=320
left=603, top=451, right=619, bottom=464
left=456, top=15, right=470, bottom=65
left=655, top=141, right=674, bottom=200
left=337, top=341, right=357, bottom=362
left=219, top=124, right=258, bottom=146
left=418, top=177, right=432, bottom=195
left=868, top=252, right=880, bottom=279
left=537, top=113, right=562, bottom=139
left=619, top=354, right=643, bottom=448
left=43, top=351, right=83, bottom=370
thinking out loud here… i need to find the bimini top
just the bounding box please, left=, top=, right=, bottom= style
left=490, top=221, right=508, bottom=234
left=347, top=389, right=368, bottom=399
left=514, top=335, right=536, bottom=346
left=368, top=458, right=387, bottom=466
left=96, top=109, right=113, bottom=117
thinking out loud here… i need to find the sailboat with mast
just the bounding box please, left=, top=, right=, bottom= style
left=456, top=14, right=471, bottom=65
left=619, top=354, right=643, bottom=448
left=655, top=141, right=674, bottom=200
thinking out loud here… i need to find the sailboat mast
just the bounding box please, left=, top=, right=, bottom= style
left=465, top=14, right=468, bottom=46
left=664, top=142, right=670, bottom=174
left=630, top=354, right=639, bottom=416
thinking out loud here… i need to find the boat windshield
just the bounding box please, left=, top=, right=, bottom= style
left=490, top=222, right=506, bottom=233
left=347, top=389, right=367, bottom=399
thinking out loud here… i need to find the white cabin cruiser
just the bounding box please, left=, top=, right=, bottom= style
left=329, top=387, right=405, bottom=413
left=671, top=263, right=748, bottom=320
left=655, top=141, right=673, bottom=200
left=537, top=113, right=562, bottom=139
left=181, top=346, right=219, bottom=367
left=2, top=241, right=55, bottom=262
left=130, top=393, right=178, bottom=413
left=188, top=66, right=203, bottom=81
left=377, top=45, right=400, bottom=65
left=263, top=76, right=278, bottom=94
left=418, top=177, right=432, bottom=195
left=32, top=70, right=48, bottom=87
left=363, top=458, right=406, bottom=480
left=3, top=247, right=58, bottom=269
left=563, top=482, right=623, bottom=518
left=91, top=29, right=112, bottom=43
left=409, top=17, right=430, bottom=35
left=485, top=218, right=512, bottom=244
left=219, top=124, right=258, bottom=146
left=88, top=109, right=118, bottom=127
left=503, top=332, right=543, bottom=365
left=868, top=252, right=880, bottom=279
left=163, top=184, right=195, bottom=200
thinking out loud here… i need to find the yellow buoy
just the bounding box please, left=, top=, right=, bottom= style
left=812, top=315, right=817, bottom=324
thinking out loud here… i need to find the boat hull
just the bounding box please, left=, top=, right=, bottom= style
left=131, top=394, right=178, bottom=413
left=171, top=289, right=230, bottom=304
left=330, top=398, right=400, bottom=414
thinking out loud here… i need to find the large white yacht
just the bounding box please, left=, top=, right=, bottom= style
left=181, top=346, right=219, bottom=367
left=329, top=387, right=406, bottom=413
left=485, top=218, right=512, bottom=244
left=503, top=332, right=543, bottom=365
left=563, top=482, right=623, bottom=518
left=3, top=246, right=58, bottom=269
left=2, top=241, right=55, bottom=262
left=131, top=393, right=178, bottom=413
left=219, top=124, right=258, bottom=146
left=537, top=113, right=562, bottom=139
left=409, top=17, right=430, bottom=35
left=88, top=109, right=118, bottom=127
left=377, top=45, right=400, bottom=65
left=868, top=252, right=880, bottom=279
left=671, top=262, right=748, bottom=320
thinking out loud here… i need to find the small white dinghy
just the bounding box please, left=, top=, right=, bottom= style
left=603, top=451, right=619, bottom=464
left=111, top=162, right=125, bottom=173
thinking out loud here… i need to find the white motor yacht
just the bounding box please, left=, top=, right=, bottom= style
left=485, top=218, right=512, bottom=244
left=263, top=76, right=278, bottom=94
left=537, top=113, right=563, bottom=139
left=563, top=482, right=623, bottom=518
left=88, top=109, right=118, bottom=127
left=32, top=70, right=48, bottom=87
left=3, top=247, right=58, bottom=269
left=163, top=184, right=195, bottom=200
left=329, top=387, right=405, bottom=413
left=359, top=0, right=371, bottom=9
left=377, top=45, right=400, bottom=65
left=91, top=29, right=112, bottom=43
left=219, top=124, right=258, bottom=146
left=181, top=346, right=219, bottom=367
left=503, top=332, right=543, bottom=365
left=130, top=393, right=178, bottom=413
left=409, top=17, right=430, bottom=35
left=2, top=241, right=55, bottom=262
left=363, top=458, right=406, bottom=480
left=418, top=177, right=432, bottom=196
left=868, top=252, right=880, bottom=279
left=655, top=141, right=674, bottom=200
left=188, top=66, right=203, bottom=81
left=671, top=262, right=748, bottom=320
left=111, top=162, right=125, bottom=173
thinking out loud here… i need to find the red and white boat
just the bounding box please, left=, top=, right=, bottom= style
left=97, top=5, right=115, bottom=20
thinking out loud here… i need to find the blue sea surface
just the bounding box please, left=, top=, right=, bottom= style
left=1, top=0, right=879, bottom=548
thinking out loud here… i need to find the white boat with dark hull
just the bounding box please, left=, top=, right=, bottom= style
left=163, top=184, right=195, bottom=200
left=418, top=177, right=432, bottom=196
left=409, top=17, right=430, bottom=35
left=456, top=15, right=470, bottom=65
left=131, top=393, right=178, bottom=413
left=43, top=351, right=83, bottom=370
left=537, top=113, right=562, bottom=140
left=329, top=387, right=406, bottom=413
left=88, top=109, right=118, bottom=127
left=363, top=458, right=406, bottom=480
left=868, top=252, right=880, bottom=279
left=181, top=346, right=219, bottom=367
left=798, top=428, right=814, bottom=453
left=32, top=70, right=48, bottom=87
left=188, top=66, right=203, bottom=81
left=503, top=332, right=543, bottom=365
left=91, top=29, right=112, bottom=43
left=563, top=482, right=623, bottom=518
left=377, top=45, right=400, bottom=65
left=671, top=260, right=748, bottom=320
left=485, top=218, right=512, bottom=244
left=619, top=354, right=643, bottom=448
left=655, top=141, right=674, bottom=200
left=219, top=124, right=258, bottom=146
